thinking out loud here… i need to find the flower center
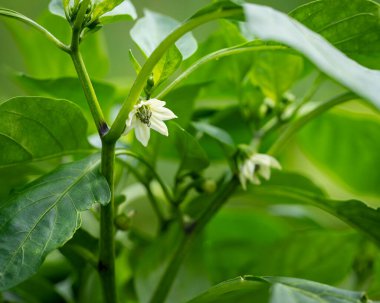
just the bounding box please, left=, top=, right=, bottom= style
left=136, top=105, right=152, bottom=126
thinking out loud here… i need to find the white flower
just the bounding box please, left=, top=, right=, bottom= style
left=125, top=99, right=177, bottom=146
left=238, top=153, right=281, bottom=190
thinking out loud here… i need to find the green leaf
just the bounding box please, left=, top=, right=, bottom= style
left=192, top=121, right=236, bottom=155
left=48, top=0, right=66, bottom=19
left=243, top=3, right=380, bottom=109
left=15, top=74, right=119, bottom=133
left=98, top=0, right=137, bottom=24
left=188, top=276, right=375, bottom=303
left=186, top=276, right=269, bottom=303
left=290, top=0, right=380, bottom=69
left=248, top=172, right=380, bottom=247
left=190, top=1, right=243, bottom=21
left=130, top=9, right=197, bottom=59
left=296, top=110, right=380, bottom=196
left=250, top=50, right=303, bottom=102
left=152, top=45, right=182, bottom=89
left=260, top=276, right=371, bottom=303
left=0, top=154, right=110, bottom=290
left=0, top=96, right=90, bottom=168
left=169, top=122, right=210, bottom=177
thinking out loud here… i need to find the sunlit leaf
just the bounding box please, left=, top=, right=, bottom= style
left=0, top=154, right=110, bottom=290
left=130, top=9, right=197, bottom=59
left=297, top=110, right=380, bottom=196
left=48, top=0, right=66, bottom=19
left=0, top=96, right=90, bottom=169
left=291, top=0, right=380, bottom=69
left=243, top=3, right=380, bottom=109
left=98, top=0, right=137, bottom=24
left=152, top=45, right=182, bottom=89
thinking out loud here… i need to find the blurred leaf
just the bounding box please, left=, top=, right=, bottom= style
left=169, top=122, right=210, bottom=177
left=291, top=0, right=380, bottom=69
left=10, top=275, right=66, bottom=303
left=49, top=0, right=66, bottom=19
left=260, top=276, right=372, bottom=303
left=192, top=121, right=236, bottom=155
left=0, top=154, right=110, bottom=290
left=98, top=0, right=137, bottom=24
left=0, top=96, right=90, bottom=169
left=5, top=12, right=108, bottom=78
left=153, top=45, right=182, bottom=89
left=254, top=231, right=359, bottom=285
left=130, top=9, right=197, bottom=59
left=16, top=74, right=120, bottom=133
left=297, top=111, right=380, bottom=196
left=250, top=50, right=303, bottom=102
left=186, top=276, right=269, bottom=303
left=243, top=3, right=380, bottom=109
left=190, top=1, right=243, bottom=21
left=248, top=172, right=380, bottom=248
left=92, top=0, right=123, bottom=19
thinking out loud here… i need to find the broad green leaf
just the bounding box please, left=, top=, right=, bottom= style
left=130, top=9, right=197, bottom=59
left=290, top=0, right=380, bottom=69
left=169, top=122, right=210, bottom=177
left=296, top=111, right=380, bottom=196
left=0, top=154, right=110, bottom=290
left=243, top=3, right=380, bottom=109
left=98, top=0, right=137, bottom=24
left=250, top=50, right=303, bottom=102
left=152, top=45, right=182, bottom=89
left=0, top=96, right=90, bottom=168
left=16, top=74, right=119, bottom=133
left=260, top=276, right=371, bottom=303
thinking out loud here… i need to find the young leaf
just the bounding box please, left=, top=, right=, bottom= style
left=130, top=9, right=197, bottom=59
left=98, top=0, right=137, bottom=24
left=0, top=97, right=90, bottom=168
left=243, top=3, right=380, bottom=109
left=291, top=0, right=380, bottom=69
left=0, top=154, right=110, bottom=290
left=152, top=45, right=182, bottom=89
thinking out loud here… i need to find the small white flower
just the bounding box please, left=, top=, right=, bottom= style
left=125, top=99, right=177, bottom=146
left=238, top=153, right=281, bottom=190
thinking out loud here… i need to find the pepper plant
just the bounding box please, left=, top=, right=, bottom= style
left=1, top=0, right=380, bottom=302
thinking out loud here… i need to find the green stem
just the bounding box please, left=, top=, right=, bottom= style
left=99, top=142, right=117, bottom=303
left=0, top=8, right=69, bottom=52
left=70, top=51, right=108, bottom=134
left=104, top=8, right=243, bottom=143
left=268, top=92, right=357, bottom=155
left=156, top=44, right=287, bottom=99
left=149, top=176, right=239, bottom=303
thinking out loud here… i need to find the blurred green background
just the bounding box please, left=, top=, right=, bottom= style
left=0, top=0, right=310, bottom=100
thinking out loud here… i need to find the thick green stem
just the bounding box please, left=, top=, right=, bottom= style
left=268, top=92, right=357, bottom=155
left=149, top=177, right=239, bottom=303
left=105, top=8, right=243, bottom=143
left=99, top=142, right=117, bottom=303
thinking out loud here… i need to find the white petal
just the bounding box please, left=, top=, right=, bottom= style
left=146, top=98, right=166, bottom=108
left=152, top=106, right=177, bottom=121
left=239, top=172, right=247, bottom=190
left=124, top=114, right=137, bottom=134
left=258, top=165, right=271, bottom=180
left=150, top=115, right=169, bottom=136
left=270, top=157, right=282, bottom=170
left=135, top=121, right=151, bottom=146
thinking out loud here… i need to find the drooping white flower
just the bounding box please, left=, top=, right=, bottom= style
left=125, top=99, right=177, bottom=146
left=238, top=153, right=281, bottom=190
